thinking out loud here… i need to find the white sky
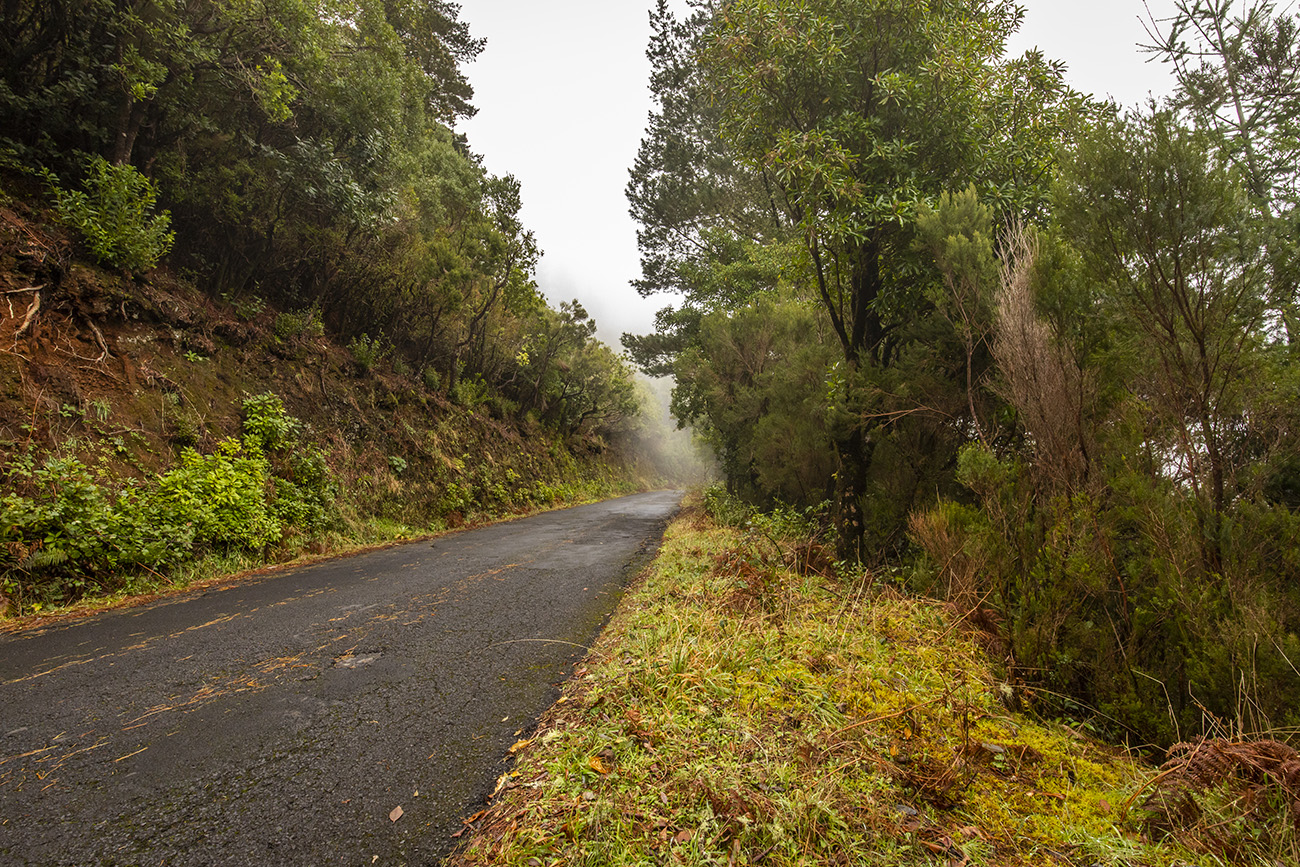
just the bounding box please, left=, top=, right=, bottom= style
left=455, top=0, right=1182, bottom=349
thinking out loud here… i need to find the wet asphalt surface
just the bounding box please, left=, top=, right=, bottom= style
left=0, top=490, right=682, bottom=866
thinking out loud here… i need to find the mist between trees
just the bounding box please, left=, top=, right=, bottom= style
left=625, top=0, right=1300, bottom=748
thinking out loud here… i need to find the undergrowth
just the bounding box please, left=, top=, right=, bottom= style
left=0, top=389, right=637, bottom=617
left=450, top=501, right=1269, bottom=867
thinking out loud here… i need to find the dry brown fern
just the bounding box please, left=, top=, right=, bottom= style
left=1142, top=737, right=1300, bottom=835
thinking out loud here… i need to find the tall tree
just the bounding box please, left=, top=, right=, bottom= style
left=1145, top=0, right=1300, bottom=341
left=696, top=0, right=1078, bottom=557
left=1058, top=110, right=1270, bottom=572
left=624, top=1, right=795, bottom=382
left=1147, top=0, right=1300, bottom=208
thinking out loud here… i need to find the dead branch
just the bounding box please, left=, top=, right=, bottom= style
left=3, top=285, right=44, bottom=295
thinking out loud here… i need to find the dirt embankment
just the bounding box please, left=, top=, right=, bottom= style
left=0, top=178, right=649, bottom=616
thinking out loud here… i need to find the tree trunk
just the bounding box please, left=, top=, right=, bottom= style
left=830, top=240, right=886, bottom=562
left=834, top=425, right=871, bottom=563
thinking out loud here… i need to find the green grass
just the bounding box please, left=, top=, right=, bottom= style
left=450, top=503, right=1224, bottom=867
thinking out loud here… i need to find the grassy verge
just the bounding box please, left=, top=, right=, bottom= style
left=449, top=503, right=1207, bottom=867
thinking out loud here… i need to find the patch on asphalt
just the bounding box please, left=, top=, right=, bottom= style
left=334, top=653, right=382, bottom=669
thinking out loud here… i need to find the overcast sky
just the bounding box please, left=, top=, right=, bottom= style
left=455, top=0, right=1181, bottom=349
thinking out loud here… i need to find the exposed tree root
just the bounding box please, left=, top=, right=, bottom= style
left=12, top=287, right=41, bottom=341
left=79, top=309, right=111, bottom=362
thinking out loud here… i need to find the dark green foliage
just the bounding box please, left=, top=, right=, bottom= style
left=272, top=447, right=337, bottom=534
left=273, top=309, right=324, bottom=343
left=673, top=292, right=837, bottom=507
left=702, top=483, right=755, bottom=528
left=348, top=334, right=388, bottom=375
left=910, top=107, right=1300, bottom=746
left=634, top=0, right=1300, bottom=752
left=0, top=0, right=639, bottom=444
left=242, top=392, right=301, bottom=451
left=152, top=439, right=280, bottom=550
left=629, top=0, right=1084, bottom=559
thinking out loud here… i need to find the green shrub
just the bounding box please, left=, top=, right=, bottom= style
left=231, top=294, right=266, bottom=321
left=0, top=456, right=115, bottom=573
left=243, top=392, right=338, bottom=532
left=242, top=392, right=301, bottom=451
left=273, top=308, right=324, bottom=342
left=703, top=483, right=753, bottom=528
left=47, top=156, right=174, bottom=271
left=749, top=500, right=827, bottom=540
left=151, top=438, right=280, bottom=550
left=272, top=449, right=338, bottom=533
left=451, top=375, right=490, bottom=407
left=273, top=312, right=300, bottom=341
left=0, top=456, right=176, bottom=608
left=1, top=392, right=340, bottom=612
left=439, top=480, right=473, bottom=515
left=348, top=333, right=386, bottom=373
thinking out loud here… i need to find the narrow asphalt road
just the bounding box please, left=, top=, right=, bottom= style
left=0, top=490, right=682, bottom=866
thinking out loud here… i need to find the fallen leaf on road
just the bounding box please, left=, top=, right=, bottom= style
left=509, top=738, right=531, bottom=754
left=673, top=829, right=693, bottom=844
left=389, top=805, right=404, bottom=822
left=588, top=755, right=611, bottom=775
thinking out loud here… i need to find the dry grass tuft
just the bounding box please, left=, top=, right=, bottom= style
left=992, top=223, right=1093, bottom=494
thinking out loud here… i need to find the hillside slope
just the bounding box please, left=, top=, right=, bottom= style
left=0, top=182, right=662, bottom=618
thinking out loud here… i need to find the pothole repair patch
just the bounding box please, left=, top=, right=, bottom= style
left=335, top=653, right=382, bottom=669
